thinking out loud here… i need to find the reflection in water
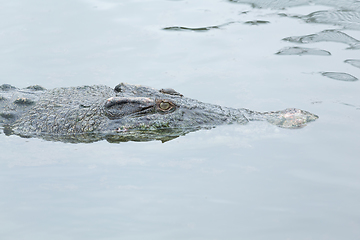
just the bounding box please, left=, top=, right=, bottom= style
left=321, top=72, right=358, bottom=82
left=276, top=47, right=331, bottom=56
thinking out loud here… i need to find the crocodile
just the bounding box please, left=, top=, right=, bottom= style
left=0, top=83, right=318, bottom=143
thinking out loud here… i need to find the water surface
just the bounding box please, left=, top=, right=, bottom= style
left=0, top=0, right=360, bottom=239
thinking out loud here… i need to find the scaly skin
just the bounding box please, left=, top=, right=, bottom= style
left=0, top=83, right=318, bottom=143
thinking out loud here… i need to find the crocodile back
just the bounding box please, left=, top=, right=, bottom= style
left=12, top=85, right=115, bottom=135
left=0, top=84, right=44, bottom=126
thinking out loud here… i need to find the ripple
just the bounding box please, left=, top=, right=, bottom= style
left=302, top=10, right=360, bottom=30
left=163, top=26, right=220, bottom=32
left=276, top=47, right=331, bottom=56
left=228, top=0, right=360, bottom=11
left=244, top=20, right=270, bottom=25
left=338, top=102, right=359, bottom=109
left=344, top=59, right=360, bottom=69
left=314, top=0, right=360, bottom=11
left=228, top=0, right=309, bottom=9
left=163, top=22, right=235, bottom=32
left=321, top=72, right=358, bottom=82
left=283, top=30, right=360, bottom=49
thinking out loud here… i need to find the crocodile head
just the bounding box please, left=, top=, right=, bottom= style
left=104, top=97, right=176, bottom=120
left=101, top=83, right=247, bottom=137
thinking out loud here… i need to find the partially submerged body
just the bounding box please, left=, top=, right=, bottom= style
left=0, top=83, right=318, bottom=143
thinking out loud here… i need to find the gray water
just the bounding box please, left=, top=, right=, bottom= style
left=1, top=0, right=360, bottom=239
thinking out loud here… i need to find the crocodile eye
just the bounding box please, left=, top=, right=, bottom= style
left=156, top=100, right=176, bottom=112
left=159, top=102, right=170, bottom=110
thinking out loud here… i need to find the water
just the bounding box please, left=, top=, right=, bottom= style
left=1, top=0, right=360, bottom=239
